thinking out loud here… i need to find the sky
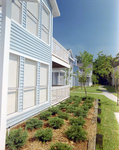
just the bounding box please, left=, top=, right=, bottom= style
left=53, top=0, right=119, bottom=60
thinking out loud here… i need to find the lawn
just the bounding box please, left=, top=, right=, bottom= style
left=73, top=85, right=102, bottom=93
left=71, top=92, right=119, bottom=150
left=103, top=85, right=117, bottom=96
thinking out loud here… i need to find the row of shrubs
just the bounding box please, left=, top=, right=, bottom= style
left=6, top=96, right=95, bottom=150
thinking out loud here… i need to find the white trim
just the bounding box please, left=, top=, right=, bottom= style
left=0, top=0, right=12, bottom=149
left=10, top=50, right=50, bottom=65
left=49, top=0, right=60, bottom=18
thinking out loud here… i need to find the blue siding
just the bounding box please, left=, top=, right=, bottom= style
left=36, top=62, right=40, bottom=105
left=6, top=0, right=53, bottom=128
left=22, top=2, right=27, bottom=28
left=18, top=56, right=25, bottom=112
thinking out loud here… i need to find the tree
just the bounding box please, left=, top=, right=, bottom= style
left=92, top=74, right=99, bottom=85
left=63, top=68, right=73, bottom=85
left=76, top=51, right=93, bottom=96
left=93, top=51, right=114, bottom=85
left=75, top=55, right=82, bottom=63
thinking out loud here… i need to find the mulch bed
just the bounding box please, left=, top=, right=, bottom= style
left=6, top=100, right=96, bottom=150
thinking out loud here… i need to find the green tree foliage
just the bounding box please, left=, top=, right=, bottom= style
left=63, top=68, right=73, bottom=85
left=93, top=51, right=115, bottom=85
left=6, top=128, right=28, bottom=150
left=75, top=55, right=82, bottom=63
left=76, top=51, right=93, bottom=96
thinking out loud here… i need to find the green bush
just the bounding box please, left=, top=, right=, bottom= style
left=84, top=102, right=93, bottom=109
left=58, top=111, right=69, bottom=120
left=25, top=118, right=43, bottom=131
left=82, top=96, right=95, bottom=102
left=58, top=103, right=68, bottom=110
left=48, top=117, right=64, bottom=129
left=48, top=106, right=60, bottom=115
left=66, top=98, right=73, bottom=104
left=39, top=111, right=52, bottom=120
left=74, top=108, right=83, bottom=117
left=72, top=102, right=79, bottom=107
left=73, top=97, right=82, bottom=103
left=65, top=124, right=87, bottom=142
left=81, top=104, right=89, bottom=111
left=66, top=105, right=76, bottom=113
left=69, top=116, right=86, bottom=126
left=34, top=128, right=52, bottom=143
left=49, top=142, right=73, bottom=150
left=6, top=128, right=27, bottom=150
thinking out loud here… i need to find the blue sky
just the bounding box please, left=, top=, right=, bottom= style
left=53, top=0, right=119, bottom=60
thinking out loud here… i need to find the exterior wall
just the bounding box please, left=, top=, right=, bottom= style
left=5, top=0, right=53, bottom=128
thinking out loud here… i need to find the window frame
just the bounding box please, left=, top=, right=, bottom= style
left=23, top=58, right=37, bottom=110
left=39, top=63, right=49, bottom=104
left=41, top=2, right=51, bottom=45
left=11, top=0, right=22, bottom=25
left=7, top=53, right=20, bottom=115
left=26, top=2, right=39, bottom=37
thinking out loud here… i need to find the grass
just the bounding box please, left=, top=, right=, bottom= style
left=103, top=85, right=117, bottom=96
left=73, top=85, right=102, bottom=93
left=70, top=92, right=119, bottom=150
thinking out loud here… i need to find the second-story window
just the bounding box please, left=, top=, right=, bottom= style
left=26, top=2, right=39, bottom=36
left=11, top=0, right=22, bottom=24
left=41, top=5, right=50, bottom=45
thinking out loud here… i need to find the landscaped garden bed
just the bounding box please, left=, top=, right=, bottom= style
left=6, top=96, right=97, bottom=150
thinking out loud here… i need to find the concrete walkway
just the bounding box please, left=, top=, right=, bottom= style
left=99, top=86, right=119, bottom=124
left=99, top=86, right=117, bottom=102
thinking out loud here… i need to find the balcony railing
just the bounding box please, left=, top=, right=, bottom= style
left=51, top=85, right=70, bottom=105
left=52, top=38, right=69, bottom=63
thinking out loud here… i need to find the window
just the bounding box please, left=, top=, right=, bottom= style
left=23, top=59, right=37, bottom=109
left=7, top=53, right=19, bottom=115
left=26, top=2, right=39, bottom=36
left=40, top=64, right=49, bottom=103
left=11, top=0, right=22, bottom=24
left=41, top=5, right=50, bottom=44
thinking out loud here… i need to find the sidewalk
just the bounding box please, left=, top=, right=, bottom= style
left=99, top=86, right=119, bottom=123
left=99, top=86, right=117, bottom=102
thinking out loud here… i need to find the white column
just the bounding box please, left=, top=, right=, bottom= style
left=0, top=0, right=12, bottom=149
left=58, top=72, right=60, bottom=85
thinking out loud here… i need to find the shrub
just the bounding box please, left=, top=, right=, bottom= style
left=73, top=97, right=82, bottom=103
left=84, top=102, right=93, bottom=109
left=39, top=111, right=52, bottom=120
left=74, top=108, right=83, bottom=117
left=82, top=96, right=95, bottom=102
left=48, top=117, right=64, bottom=129
left=81, top=104, right=89, bottom=111
left=58, top=104, right=68, bottom=110
left=48, top=106, right=60, bottom=115
left=6, top=128, right=27, bottom=150
left=58, top=111, right=69, bottom=120
left=65, top=124, right=87, bottom=142
left=66, top=98, right=73, bottom=104
left=69, top=116, right=86, bottom=126
left=66, top=105, right=76, bottom=113
left=72, top=102, right=79, bottom=107
left=49, top=142, right=73, bottom=150
left=34, top=128, right=52, bottom=143
left=25, top=118, right=43, bottom=131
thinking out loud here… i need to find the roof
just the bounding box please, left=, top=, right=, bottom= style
left=67, top=49, right=75, bottom=61
left=0, top=0, right=60, bottom=18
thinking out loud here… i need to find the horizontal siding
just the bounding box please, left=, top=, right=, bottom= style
left=0, top=13, right=1, bottom=42
left=7, top=103, right=51, bottom=128
left=10, top=21, right=51, bottom=63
